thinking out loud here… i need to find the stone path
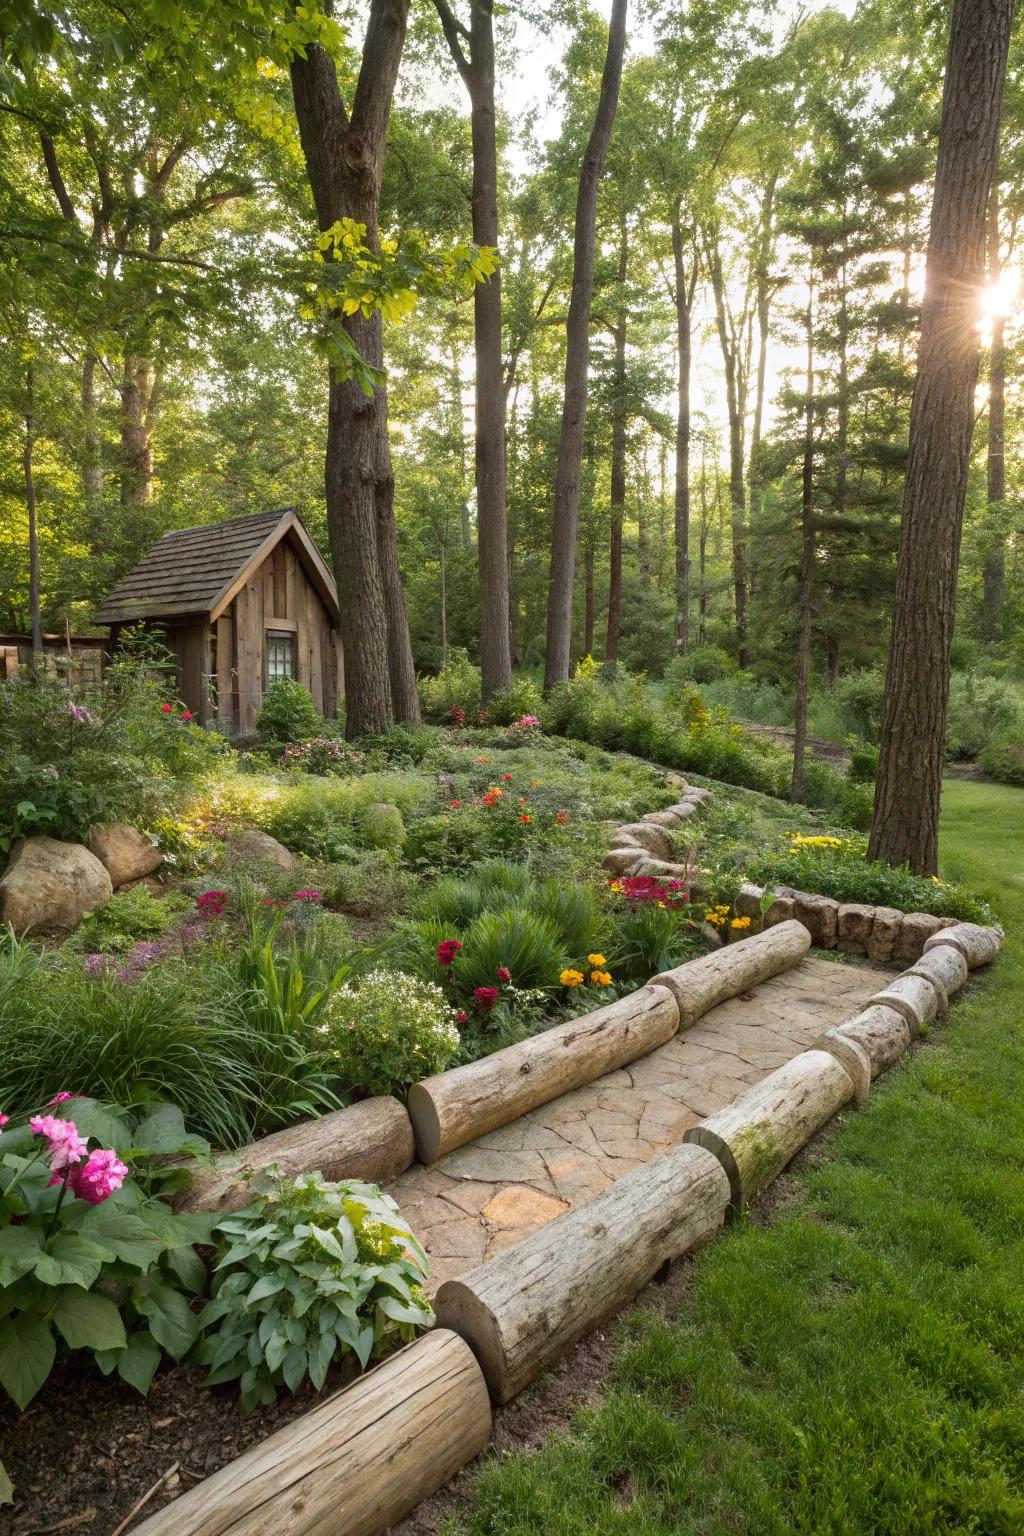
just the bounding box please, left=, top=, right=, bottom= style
left=387, top=954, right=893, bottom=1290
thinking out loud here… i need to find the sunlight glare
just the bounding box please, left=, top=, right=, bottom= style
left=981, top=268, right=1020, bottom=320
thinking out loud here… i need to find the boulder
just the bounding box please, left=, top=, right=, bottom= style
left=602, top=847, right=644, bottom=876
left=224, top=827, right=298, bottom=869
left=893, top=911, right=951, bottom=965
left=866, top=906, right=903, bottom=964
left=764, top=890, right=796, bottom=927
left=0, top=837, right=112, bottom=934
left=837, top=903, right=875, bottom=954
left=735, top=883, right=765, bottom=920
left=793, top=891, right=839, bottom=948
left=615, top=822, right=675, bottom=860
left=88, top=823, right=162, bottom=889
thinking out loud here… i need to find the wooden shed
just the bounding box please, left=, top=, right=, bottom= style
left=95, top=508, right=344, bottom=735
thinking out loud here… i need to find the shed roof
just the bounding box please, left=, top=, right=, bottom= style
left=95, top=509, right=339, bottom=626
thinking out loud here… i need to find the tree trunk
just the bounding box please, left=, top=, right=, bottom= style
left=707, top=230, right=747, bottom=663
left=433, top=0, right=512, bottom=701
left=81, top=351, right=104, bottom=537
left=671, top=208, right=694, bottom=654
left=584, top=538, right=595, bottom=656
left=792, top=262, right=815, bottom=803
left=119, top=356, right=155, bottom=510
left=543, top=0, right=628, bottom=689
left=289, top=0, right=413, bottom=739
left=868, top=0, right=1014, bottom=874
left=24, top=362, right=42, bottom=656
left=747, top=174, right=777, bottom=544
left=375, top=408, right=421, bottom=724
left=984, top=183, right=1007, bottom=639
left=605, top=221, right=629, bottom=661
left=439, top=536, right=448, bottom=669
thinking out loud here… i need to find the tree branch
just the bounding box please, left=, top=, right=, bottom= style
left=431, top=0, right=471, bottom=82
left=39, top=133, right=79, bottom=226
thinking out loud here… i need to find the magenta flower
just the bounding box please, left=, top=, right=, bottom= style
left=83, top=952, right=107, bottom=976
left=197, top=889, right=229, bottom=917
left=0, top=1112, right=9, bottom=1130
left=291, top=889, right=322, bottom=904
left=67, top=700, right=93, bottom=725
left=474, top=986, right=499, bottom=1013
left=68, top=1148, right=129, bottom=1205
left=437, top=939, right=463, bottom=968
left=496, top=966, right=511, bottom=983
left=29, top=1115, right=88, bottom=1171
left=48, top=1092, right=74, bottom=1106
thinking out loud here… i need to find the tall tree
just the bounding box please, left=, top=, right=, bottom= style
left=543, top=0, right=628, bottom=689
left=430, top=0, right=512, bottom=701
left=289, top=1, right=421, bottom=735
left=868, top=0, right=1015, bottom=874
left=983, top=183, right=1008, bottom=638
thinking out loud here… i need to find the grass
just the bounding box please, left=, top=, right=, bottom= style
left=452, top=777, right=1024, bottom=1536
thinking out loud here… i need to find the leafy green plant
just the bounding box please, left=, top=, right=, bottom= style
left=0, top=1097, right=212, bottom=1425
left=318, top=968, right=460, bottom=1098
left=256, top=678, right=321, bottom=745
left=487, top=677, right=542, bottom=726
left=739, top=840, right=992, bottom=923
left=610, top=903, right=704, bottom=981
left=71, top=888, right=182, bottom=955
left=417, top=647, right=482, bottom=721
left=197, top=1172, right=433, bottom=1414
left=979, top=727, right=1024, bottom=786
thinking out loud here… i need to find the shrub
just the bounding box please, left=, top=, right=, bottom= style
left=0, top=651, right=223, bottom=849
left=256, top=678, right=321, bottom=745
left=0, top=1097, right=212, bottom=1433
left=319, top=968, right=460, bottom=1098
left=358, top=801, right=405, bottom=850
left=71, top=888, right=182, bottom=955
left=946, top=672, right=1022, bottom=759
left=418, top=648, right=482, bottom=722
left=820, top=668, right=886, bottom=743
left=979, top=728, right=1024, bottom=786
left=847, top=739, right=879, bottom=784
left=487, top=677, right=542, bottom=726
left=664, top=646, right=736, bottom=688
left=281, top=737, right=365, bottom=775
left=197, top=1173, right=432, bottom=1414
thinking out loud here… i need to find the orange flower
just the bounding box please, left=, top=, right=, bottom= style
left=519, top=813, right=532, bottom=824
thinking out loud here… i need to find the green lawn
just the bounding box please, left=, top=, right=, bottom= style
left=453, top=779, right=1024, bottom=1536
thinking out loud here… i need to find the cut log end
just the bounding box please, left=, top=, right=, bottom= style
left=812, top=1028, right=871, bottom=1103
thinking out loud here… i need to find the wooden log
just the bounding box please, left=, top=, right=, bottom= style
left=811, top=1027, right=872, bottom=1103
left=764, top=892, right=796, bottom=927
left=652, top=919, right=811, bottom=1030
left=435, top=1143, right=729, bottom=1403
left=865, top=973, right=939, bottom=1036
left=176, top=1098, right=415, bottom=1215
left=408, top=985, right=679, bottom=1165
left=684, top=1048, right=854, bottom=1206
left=903, top=943, right=969, bottom=1011
left=923, top=921, right=1002, bottom=969
left=831, top=1004, right=911, bottom=1079
left=735, top=883, right=765, bottom=920
left=131, top=1330, right=491, bottom=1536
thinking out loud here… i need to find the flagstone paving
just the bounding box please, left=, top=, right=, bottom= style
left=387, top=954, right=895, bottom=1290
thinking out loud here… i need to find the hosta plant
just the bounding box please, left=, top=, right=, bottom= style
left=196, top=1172, right=433, bottom=1414
left=0, top=1097, right=214, bottom=1500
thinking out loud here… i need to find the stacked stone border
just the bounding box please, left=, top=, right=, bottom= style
left=143, top=903, right=1002, bottom=1536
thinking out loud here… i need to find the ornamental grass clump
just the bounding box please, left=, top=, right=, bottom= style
left=319, top=968, right=460, bottom=1099
left=196, top=1172, right=433, bottom=1415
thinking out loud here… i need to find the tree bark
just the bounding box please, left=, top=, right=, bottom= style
left=119, top=356, right=156, bottom=510
left=289, top=0, right=415, bottom=738
left=605, top=220, right=629, bottom=661
left=868, top=0, right=1014, bottom=874
left=543, top=0, right=628, bottom=688
left=433, top=0, right=512, bottom=701
left=747, top=174, right=778, bottom=542
left=706, top=228, right=747, bottom=663
left=24, top=362, right=42, bottom=656
left=791, top=261, right=815, bottom=803
left=651, top=919, right=811, bottom=1031
left=984, top=183, right=1006, bottom=638
left=671, top=207, right=696, bottom=654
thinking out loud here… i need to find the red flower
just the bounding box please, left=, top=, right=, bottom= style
left=161, top=703, right=173, bottom=714
left=554, top=809, right=570, bottom=825
left=456, top=1009, right=468, bottom=1024
left=477, top=710, right=488, bottom=725
left=496, top=966, right=511, bottom=983
left=437, top=939, right=463, bottom=967
left=447, top=799, right=462, bottom=809
left=500, top=773, right=512, bottom=782
left=449, top=705, right=465, bottom=727
left=474, top=986, right=499, bottom=1013
left=181, top=710, right=193, bottom=721
left=196, top=889, right=228, bottom=917
left=519, top=814, right=532, bottom=824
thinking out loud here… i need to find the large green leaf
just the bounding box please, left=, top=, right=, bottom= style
left=52, top=1287, right=127, bottom=1352
left=33, top=1232, right=113, bottom=1290
left=165, top=1244, right=206, bottom=1294
left=0, top=1315, right=55, bottom=1409
left=130, top=1104, right=189, bottom=1156
left=131, top=1278, right=199, bottom=1359
left=0, top=1226, right=43, bottom=1286
left=116, top=1331, right=162, bottom=1395
left=61, top=1099, right=132, bottom=1153
left=78, top=1205, right=168, bottom=1270
left=0, top=1457, right=13, bottom=1504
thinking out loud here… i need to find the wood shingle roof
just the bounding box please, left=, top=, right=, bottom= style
left=95, top=509, right=339, bottom=625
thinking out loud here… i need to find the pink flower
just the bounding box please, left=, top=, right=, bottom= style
left=437, top=939, right=463, bottom=968
left=496, top=966, right=511, bottom=983
left=291, top=889, right=322, bottom=904
left=181, top=710, right=194, bottom=721
left=500, top=773, right=513, bottom=782
left=83, top=953, right=106, bottom=975
left=0, top=1113, right=9, bottom=1130
left=29, top=1115, right=87, bottom=1171
left=48, top=1092, right=74, bottom=1106
left=161, top=702, right=173, bottom=714
left=69, top=1148, right=129, bottom=1205
left=474, top=986, right=499, bottom=1013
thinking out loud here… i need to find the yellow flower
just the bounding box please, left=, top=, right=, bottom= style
left=590, top=970, right=613, bottom=986
left=587, top=953, right=607, bottom=968
left=608, top=880, right=623, bottom=894
left=560, top=968, right=584, bottom=988
left=730, top=915, right=752, bottom=930
left=703, top=910, right=724, bottom=926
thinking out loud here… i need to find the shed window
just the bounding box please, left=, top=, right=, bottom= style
left=266, top=631, right=296, bottom=683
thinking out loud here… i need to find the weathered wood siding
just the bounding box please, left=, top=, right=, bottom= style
left=224, top=537, right=342, bottom=736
